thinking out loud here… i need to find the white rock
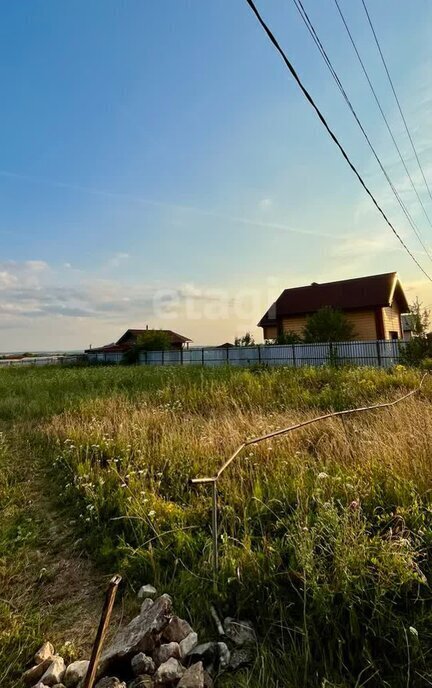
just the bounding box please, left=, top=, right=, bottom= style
left=163, top=616, right=193, bottom=644
left=179, top=632, right=198, bottom=658
left=178, top=662, right=204, bottom=688
left=154, top=657, right=184, bottom=684
left=34, top=642, right=55, bottom=665
left=94, top=678, right=127, bottom=688
left=40, top=656, right=66, bottom=686
left=63, top=659, right=89, bottom=687
left=129, top=677, right=153, bottom=688
left=99, top=595, right=172, bottom=676
left=23, top=657, right=53, bottom=685
left=140, top=598, right=154, bottom=616
left=137, top=584, right=157, bottom=600
left=153, top=642, right=180, bottom=665
left=217, top=643, right=230, bottom=670
left=131, top=652, right=156, bottom=676
left=223, top=618, right=255, bottom=647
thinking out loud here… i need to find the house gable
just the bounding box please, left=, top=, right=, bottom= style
left=259, top=272, right=408, bottom=341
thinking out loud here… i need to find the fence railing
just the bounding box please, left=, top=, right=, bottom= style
left=137, top=340, right=405, bottom=369
left=0, top=355, right=80, bottom=368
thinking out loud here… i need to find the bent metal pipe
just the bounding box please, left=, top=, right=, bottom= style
left=191, top=374, right=428, bottom=574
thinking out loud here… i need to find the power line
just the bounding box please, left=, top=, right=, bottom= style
left=333, top=0, right=432, bottom=234
left=244, top=0, right=432, bottom=282
left=361, top=0, right=432, bottom=206
left=291, top=0, right=432, bottom=263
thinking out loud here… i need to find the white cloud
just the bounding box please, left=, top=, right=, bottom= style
left=107, top=252, right=130, bottom=268
left=0, top=271, right=18, bottom=289
left=25, top=260, right=48, bottom=272
left=330, top=234, right=396, bottom=259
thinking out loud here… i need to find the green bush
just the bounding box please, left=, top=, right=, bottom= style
left=303, top=307, right=357, bottom=343
left=400, top=337, right=432, bottom=366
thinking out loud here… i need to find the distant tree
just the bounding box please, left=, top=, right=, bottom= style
left=407, top=298, right=430, bottom=337
left=136, top=331, right=171, bottom=351
left=123, top=330, right=171, bottom=364
left=234, top=332, right=256, bottom=347
left=400, top=299, right=432, bottom=366
left=303, top=307, right=357, bottom=343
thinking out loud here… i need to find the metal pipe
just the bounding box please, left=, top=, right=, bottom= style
left=189, top=374, right=427, bottom=572
left=192, top=375, right=426, bottom=485
left=212, top=480, right=219, bottom=574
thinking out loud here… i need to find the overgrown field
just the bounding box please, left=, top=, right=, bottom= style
left=2, top=364, right=432, bottom=687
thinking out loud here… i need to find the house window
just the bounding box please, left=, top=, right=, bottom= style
left=389, top=331, right=399, bottom=340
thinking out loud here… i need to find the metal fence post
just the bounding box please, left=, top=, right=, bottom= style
left=212, top=481, right=219, bottom=574
left=181, top=348, right=184, bottom=365
left=258, top=345, right=261, bottom=364
left=202, top=348, right=205, bottom=366
left=161, top=349, right=165, bottom=366
left=292, top=344, right=296, bottom=367
left=376, top=340, right=382, bottom=367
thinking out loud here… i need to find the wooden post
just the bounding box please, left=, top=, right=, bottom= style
left=82, top=575, right=122, bottom=688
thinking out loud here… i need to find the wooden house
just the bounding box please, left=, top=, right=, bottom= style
left=258, top=272, right=409, bottom=341
left=86, top=328, right=192, bottom=363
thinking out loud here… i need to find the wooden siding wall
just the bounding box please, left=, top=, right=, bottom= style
left=280, top=310, right=378, bottom=340
left=344, top=310, right=378, bottom=340
left=281, top=316, right=308, bottom=336
left=382, top=304, right=402, bottom=338
left=263, top=326, right=278, bottom=340
left=264, top=307, right=402, bottom=341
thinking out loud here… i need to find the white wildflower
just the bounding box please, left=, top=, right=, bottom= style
left=318, top=472, right=329, bottom=480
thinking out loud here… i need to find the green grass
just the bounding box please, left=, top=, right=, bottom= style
left=1, top=364, right=432, bottom=687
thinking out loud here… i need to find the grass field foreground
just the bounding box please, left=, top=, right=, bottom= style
left=1, top=364, right=432, bottom=687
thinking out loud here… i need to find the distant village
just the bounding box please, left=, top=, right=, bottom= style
left=1, top=272, right=423, bottom=369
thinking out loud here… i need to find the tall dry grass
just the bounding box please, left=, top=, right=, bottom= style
left=37, top=365, right=432, bottom=687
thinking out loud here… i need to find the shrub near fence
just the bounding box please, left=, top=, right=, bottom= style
left=139, top=339, right=405, bottom=368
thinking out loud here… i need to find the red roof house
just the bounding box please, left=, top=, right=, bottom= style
left=86, top=328, right=192, bottom=361
left=258, top=272, right=409, bottom=341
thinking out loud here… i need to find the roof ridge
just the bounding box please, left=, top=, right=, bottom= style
left=281, top=271, right=397, bottom=293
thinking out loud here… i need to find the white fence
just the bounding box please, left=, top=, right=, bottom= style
left=138, top=340, right=405, bottom=368
left=0, top=355, right=80, bottom=368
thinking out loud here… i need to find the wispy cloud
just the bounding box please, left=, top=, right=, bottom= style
left=106, top=252, right=130, bottom=268
left=0, top=169, right=342, bottom=241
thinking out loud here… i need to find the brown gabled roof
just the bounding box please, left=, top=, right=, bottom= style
left=258, top=272, right=409, bottom=326
left=116, top=329, right=192, bottom=345
left=85, top=343, right=130, bottom=354
left=85, top=329, right=192, bottom=354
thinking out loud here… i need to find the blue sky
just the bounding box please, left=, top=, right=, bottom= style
left=1, top=0, right=432, bottom=350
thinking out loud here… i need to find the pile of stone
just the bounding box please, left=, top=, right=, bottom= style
left=22, top=585, right=256, bottom=688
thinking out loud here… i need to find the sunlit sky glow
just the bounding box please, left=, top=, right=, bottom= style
left=1, top=1, right=432, bottom=350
